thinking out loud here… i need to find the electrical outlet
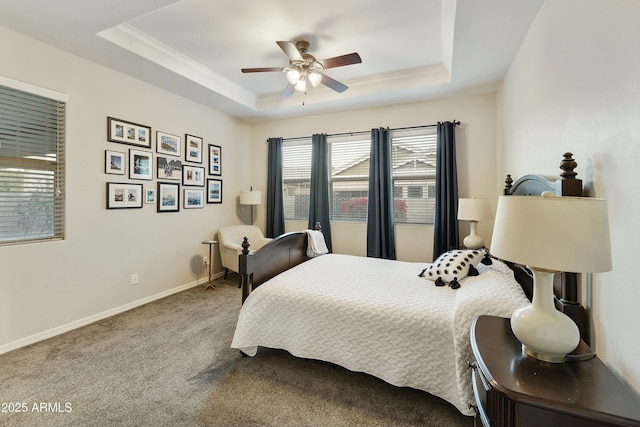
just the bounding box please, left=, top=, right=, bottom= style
left=130, top=273, right=138, bottom=285
left=203, top=257, right=208, bottom=266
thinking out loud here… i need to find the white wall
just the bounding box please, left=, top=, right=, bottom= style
left=0, top=27, right=252, bottom=351
left=250, top=93, right=498, bottom=262
left=497, top=0, right=640, bottom=393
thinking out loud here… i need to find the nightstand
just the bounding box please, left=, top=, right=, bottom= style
left=470, top=315, right=640, bottom=427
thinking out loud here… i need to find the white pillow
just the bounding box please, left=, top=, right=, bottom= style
left=420, top=249, right=484, bottom=289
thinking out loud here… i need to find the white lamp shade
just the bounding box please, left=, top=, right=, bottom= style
left=490, top=195, right=612, bottom=273
left=240, top=190, right=262, bottom=205
left=457, top=198, right=492, bottom=221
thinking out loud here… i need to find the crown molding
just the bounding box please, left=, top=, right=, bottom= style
left=97, top=24, right=257, bottom=110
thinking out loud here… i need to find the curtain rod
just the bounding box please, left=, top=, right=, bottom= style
left=274, top=120, right=460, bottom=143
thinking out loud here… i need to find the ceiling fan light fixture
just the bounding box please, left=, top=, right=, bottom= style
left=286, top=68, right=301, bottom=84
left=294, top=78, right=307, bottom=92
left=308, top=71, right=322, bottom=87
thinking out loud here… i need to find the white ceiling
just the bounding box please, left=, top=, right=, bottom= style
left=0, top=0, right=544, bottom=123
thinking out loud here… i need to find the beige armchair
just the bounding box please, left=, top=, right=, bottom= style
left=218, top=225, right=272, bottom=279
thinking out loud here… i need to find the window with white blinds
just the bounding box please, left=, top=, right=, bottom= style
left=391, top=128, right=437, bottom=224
left=281, top=126, right=437, bottom=224
left=282, top=139, right=311, bottom=220
left=0, top=82, right=66, bottom=245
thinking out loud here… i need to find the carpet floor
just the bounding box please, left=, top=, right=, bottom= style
left=0, top=276, right=473, bottom=427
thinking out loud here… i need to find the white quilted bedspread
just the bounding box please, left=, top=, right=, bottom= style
left=231, top=254, right=528, bottom=415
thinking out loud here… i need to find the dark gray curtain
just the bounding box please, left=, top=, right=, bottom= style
left=308, top=133, right=332, bottom=252
left=266, top=137, right=285, bottom=238
left=432, top=121, right=459, bottom=260
left=366, top=127, right=396, bottom=259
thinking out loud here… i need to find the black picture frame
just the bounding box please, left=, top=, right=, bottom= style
left=105, top=150, right=125, bottom=175
left=208, top=144, right=221, bottom=176
left=129, top=149, right=153, bottom=180
left=182, top=165, right=205, bottom=187
left=157, top=156, right=182, bottom=180
left=106, top=182, right=143, bottom=209
left=207, top=178, right=222, bottom=203
left=184, top=188, right=204, bottom=209
left=107, top=117, right=151, bottom=148
left=157, top=182, right=180, bottom=212
left=185, top=134, right=203, bottom=164
left=156, top=131, right=181, bottom=157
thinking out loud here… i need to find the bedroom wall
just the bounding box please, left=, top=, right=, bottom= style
left=250, top=93, right=498, bottom=263
left=0, top=26, right=252, bottom=352
left=496, top=0, right=640, bottom=394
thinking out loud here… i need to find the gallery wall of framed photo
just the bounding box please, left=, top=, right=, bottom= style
left=105, top=116, right=223, bottom=212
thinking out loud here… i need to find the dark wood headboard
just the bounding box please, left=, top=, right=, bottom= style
left=239, top=231, right=309, bottom=303
left=503, top=152, right=587, bottom=343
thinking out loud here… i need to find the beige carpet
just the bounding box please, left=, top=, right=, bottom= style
left=0, top=276, right=472, bottom=427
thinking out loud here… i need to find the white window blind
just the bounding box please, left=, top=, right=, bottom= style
left=0, top=83, right=66, bottom=245
left=391, top=128, right=437, bottom=224
left=329, top=136, right=370, bottom=222
left=280, top=127, right=437, bottom=224
left=282, top=139, right=311, bottom=220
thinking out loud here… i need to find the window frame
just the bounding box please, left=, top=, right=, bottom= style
left=0, top=76, right=67, bottom=246
left=281, top=127, right=437, bottom=225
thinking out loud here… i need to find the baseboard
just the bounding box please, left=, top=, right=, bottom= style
left=0, top=275, right=217, bottom=356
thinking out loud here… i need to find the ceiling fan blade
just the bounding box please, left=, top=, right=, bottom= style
left=241, top=67, right=283, bottom=73
left=320, top=74, right=348, bottom=93
left=281, top=83, right=295, bottom=98
left=320, top=53, right=362, bottom=69
left=276, top=41, right=303, bottom=62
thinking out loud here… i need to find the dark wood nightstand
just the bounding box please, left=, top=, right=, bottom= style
left=470, top=315, right=640, bottom=427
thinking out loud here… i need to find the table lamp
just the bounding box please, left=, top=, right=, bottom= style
left=240, top=187, right=262, bottom=225
left=490, top=192, right=611, bottom=362
left=457, top=198, right=492, bottom=249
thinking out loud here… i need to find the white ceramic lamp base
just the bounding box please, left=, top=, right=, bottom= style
left=463, top=221, right=484, bottom=249
left=511, top=268, right=580, bottom=363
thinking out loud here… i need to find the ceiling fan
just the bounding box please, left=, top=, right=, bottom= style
left=241, top=40, right=362, bottom=98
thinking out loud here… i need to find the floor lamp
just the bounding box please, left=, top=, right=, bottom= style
left=240, top=187, right=262, bottom=225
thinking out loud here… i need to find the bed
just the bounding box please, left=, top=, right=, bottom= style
left=231, top=153, right=585, bottom=416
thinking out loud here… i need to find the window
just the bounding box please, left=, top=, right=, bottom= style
left=391, top=129, right=437, bottom=224
left=281, top=127, right=437, bottom=224
left=329, top=136, right=370, bottom=222
left=0, top=79, right=66, bottom=245
left=282, top=139, right=311, bottom=220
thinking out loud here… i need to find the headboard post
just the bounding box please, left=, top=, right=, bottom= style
left=240, top=237, right=254, bottom=303
left=557, top=152, right=583, bottom=197
left=504, top=174, right=513, bottom=195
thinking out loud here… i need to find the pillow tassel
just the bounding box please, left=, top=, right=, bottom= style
left=418, top=268, right=427, bottom=277
left=434, top=277, right=446, bottom=287
left=467, top=264, right=480, bottom=277
left=481, top=253, right=493, bottom=265
left=449, top=278, right=461, bottom=289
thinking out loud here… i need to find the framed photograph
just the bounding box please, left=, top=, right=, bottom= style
left=105, top=150, right=125, bottom=175
left=129, top=149, right=153, bottom=180
left=157, top=182, right=180, bottom=212
left=208, top=144, right=222, bottom=176
left=182, top=165, right=205, bottom=187
left=157, top=156, right=182, bottom=180
left=107, top=117, right=151, bottom=148
left=156, top=131, right=181, bottom=157
left=207, top=178, right=222, bottom=203
left=106, top=182, right=143, bottom=209
left=145, top=189, right=155, bottom=204
left=185, top=134, right=203, bottom=163
left=184, top=188, right=204, bottom=209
